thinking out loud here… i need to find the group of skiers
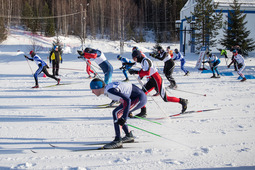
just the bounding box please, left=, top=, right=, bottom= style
left=24, top=44, right=247, bottom=149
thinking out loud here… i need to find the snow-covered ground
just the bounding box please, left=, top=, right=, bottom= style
left=0, top=28, right=255, bottom=170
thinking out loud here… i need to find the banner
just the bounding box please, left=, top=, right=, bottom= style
left=195, top=46, right=207, bottom=70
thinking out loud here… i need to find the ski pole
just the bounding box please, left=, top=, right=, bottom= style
left=127, top=123, right=192, bottom=149
left=127, top=124, right=162, bottom=137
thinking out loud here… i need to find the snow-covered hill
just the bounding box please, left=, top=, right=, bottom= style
left=0, top=28, right=255, bottom=169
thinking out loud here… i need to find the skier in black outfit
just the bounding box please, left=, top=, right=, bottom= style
left=149, top=46, right=177, bottom=89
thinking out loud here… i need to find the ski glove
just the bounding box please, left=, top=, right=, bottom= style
left=116, top=117, right=126, bottom=126
left=128, top=69, right=139, bottom=75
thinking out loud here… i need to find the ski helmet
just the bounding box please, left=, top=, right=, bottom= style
left=117, top=55, right=122, bottom=60
left=132, top=50, right=143, bottom=62
left=132, top=46, right=138, bottom=52
left=166, top=46, right=171, bottom=50
left=90, top=78, right=105, bottom=90
left=29, top=50, right=35, bottom=56
left=54, top=45, right=59, bottom=50
left=157, top=46, right=162, bottom=51
left=174, top=49, right=179, bottom=53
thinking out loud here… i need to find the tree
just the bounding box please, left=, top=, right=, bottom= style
left=0, top=17, right=7, bottom=43
left=42, top=2, right=55, bottom=37
left=190, top=0, right=223, bottom=51
left=220, top=0, right=255, bottom=55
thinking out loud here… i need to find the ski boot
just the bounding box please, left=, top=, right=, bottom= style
left=168, top=84, right=177, bottom=89
left=122, top=131, right=135, bottom=143
left=241, top=77, right=247, bottom=82
left=103, top=137, right=123, bottom=149
left=211, top=74, right=216, bottom=78
left=32, top=85, right=39, bottom=88
left=184, top=71, right=190, bottom=76
left=135, top=107, right=147, bottom=118
left=179, top=98, right=188, bottom=113
left=93, top=73, right=97, bottom=78
left=57, top=78, right=61, bottom=85
left=128, top=112, right=134, bottom=118
left=122, top=78, right=129, bottom=82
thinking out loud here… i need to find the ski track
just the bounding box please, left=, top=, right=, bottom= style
left=0, top=28, right=255, bottom=169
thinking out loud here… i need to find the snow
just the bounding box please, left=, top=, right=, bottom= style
left=0, top=28, right=255, bottom=169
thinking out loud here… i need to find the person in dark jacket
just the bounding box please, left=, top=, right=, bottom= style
left=49, top=45, right=62, bottom=76
left=149, top=46, right=177, bottom=89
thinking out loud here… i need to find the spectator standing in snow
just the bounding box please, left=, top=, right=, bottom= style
left=128, top=50, right=188, bottom=117
left=25, top=51, right=60, bottom=88
left=49, top=45, right=62, bottom=76
left=149, top=46, right=177, bottom=89
left=173, top=49, right=190, bottom=76
left=90, top=78, right=147, bottom=149
left=203, top=52, right=221, bottom=78
left=228, top=49, right=246, bottom=82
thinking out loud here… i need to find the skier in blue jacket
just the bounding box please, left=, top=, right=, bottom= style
left=90, top=78, right=147, bottom=149
left=173, top=49, right=190, bottom=76
left=25, top=51, right=60, bottom=88
left=117, top=55, right=134, bottom=82
left=203, top=52, right=221, bottom=78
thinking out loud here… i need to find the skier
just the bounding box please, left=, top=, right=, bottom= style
left=25, top=51, right=60, bottom=88
left=117, top=55, right=134, bottom=82
left=78, top=47, right=116, bottom=106
left=86, top=59, right=97, bottom=79
left=90, top=78, right=147, bottom=149
left=166, top=46, right=174, bottom=58
left=128, top=50, right=188, bottom=117
left=49, top=45, right=62, bottom=76
left=227, top=49, right=246, bottom=82
left=203, top=52, right=221, bottom=78
left=173, top=49, right=190, bottom=76
left=149, top=46, right=177, bottom=89
left=78, top=47, right=113, bottom=84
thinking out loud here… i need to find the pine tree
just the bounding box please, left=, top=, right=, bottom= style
left=189, top=0, right=223, bottom=51
left=0, top=17, right=7, bottom=43
left=21, top=2, right=34, bottom=32
left=220, top=0, right=255, bottom=55
left=42, top=2, right=55, bottom=37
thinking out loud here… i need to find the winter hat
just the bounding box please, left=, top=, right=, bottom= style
left=90, top=78, right=105, bottom=89
left=29, top=50, right=34, bottom=55
left=117, top=55, right=122, bottom=60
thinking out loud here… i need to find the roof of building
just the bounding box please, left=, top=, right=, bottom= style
left=183, top=0, right=255, bottom=10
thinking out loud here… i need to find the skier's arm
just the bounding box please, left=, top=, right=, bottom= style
left=24, top=55, right=33, bottom=61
